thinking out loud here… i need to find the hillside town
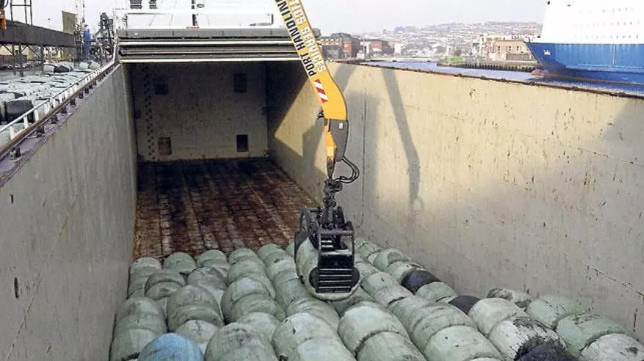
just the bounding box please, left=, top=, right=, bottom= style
left=319, top=22, right=542, bottom=62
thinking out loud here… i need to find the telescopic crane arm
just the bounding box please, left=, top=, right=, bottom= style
left=275, top=0, right=361, bottom=300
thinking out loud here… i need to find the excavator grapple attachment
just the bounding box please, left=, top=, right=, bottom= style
left=294, top=205, right=360, bottom=301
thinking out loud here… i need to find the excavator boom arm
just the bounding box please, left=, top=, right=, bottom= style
left=275, top=0, right=361, bottom=300
left=275, top=0, right=348, bottom=178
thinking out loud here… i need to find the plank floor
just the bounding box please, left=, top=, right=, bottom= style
left=133, top=158, right=316, bottom=259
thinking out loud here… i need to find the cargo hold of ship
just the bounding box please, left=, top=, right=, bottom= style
left=2, top=11, right=644, bottom=361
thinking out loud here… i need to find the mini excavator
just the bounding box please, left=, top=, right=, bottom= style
left=275, top=0, right=361, bottom=300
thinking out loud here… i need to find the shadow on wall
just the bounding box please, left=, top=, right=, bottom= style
left=380, top=68, right=424, bottom=221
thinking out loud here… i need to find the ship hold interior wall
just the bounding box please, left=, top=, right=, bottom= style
left=270, top=63, right=644, bottom=340
left=0, top=66, right=137, bottom=361
left=131, top=63, right=271, bottom=162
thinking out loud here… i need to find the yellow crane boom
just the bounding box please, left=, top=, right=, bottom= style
left=275, top=0, right=361, bottom=300
left=275, top=0, right=349, bottom=179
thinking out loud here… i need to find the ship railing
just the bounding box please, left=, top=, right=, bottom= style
left=0, top=59, right=118, bottom=158
left=115, top=0, right=280, bottom=29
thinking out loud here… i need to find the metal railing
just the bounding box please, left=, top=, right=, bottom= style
left=115, top=0, right=280, bottom=29
left=0, top=60, right=118, bottom=158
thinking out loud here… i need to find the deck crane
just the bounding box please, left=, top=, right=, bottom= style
left=275, top=0, right=361, bottom=300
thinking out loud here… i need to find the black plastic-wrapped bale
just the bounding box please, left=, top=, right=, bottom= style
left=448, top=295, right=481, bottom=314
left=400, top=269, right=441, bottom=294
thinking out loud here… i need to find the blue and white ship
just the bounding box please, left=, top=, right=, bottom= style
left=527, top=0, right=644, bottom=84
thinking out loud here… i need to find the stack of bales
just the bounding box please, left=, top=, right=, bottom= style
left=113, top=250, right=231, bottom=360
left=112, top=239, right=644, bottom=361
left=338, top=301, right=425, bottom=361
left=111, top=298, right=167, bottom=361
left=523, top=295, right=644, bottom=360
left=205, top=323, right=277, bottom=361
left=220, top=248, right=284, bottom=324
left=262, top=243, right=354, bottom=361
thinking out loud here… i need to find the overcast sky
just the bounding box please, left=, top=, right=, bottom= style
left=26, top=0, right=547, bottom=33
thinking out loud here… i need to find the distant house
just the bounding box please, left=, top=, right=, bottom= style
left=489, top=38, right=534, bottom=62
left=319, top=33, right=361, bottom=59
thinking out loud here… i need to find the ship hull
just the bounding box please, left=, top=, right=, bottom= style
left=527, top=42, right=644, bottom=85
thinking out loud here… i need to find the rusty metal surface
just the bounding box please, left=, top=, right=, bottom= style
left=134, top=158, right=317, bottom=259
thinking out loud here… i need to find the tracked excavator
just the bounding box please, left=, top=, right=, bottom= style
left=275, top=0, right=361, bottom=301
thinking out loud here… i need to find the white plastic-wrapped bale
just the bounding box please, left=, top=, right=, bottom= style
left=228, top=248, right=260, bottom=264
left=361, top=272, right=413, bottom=307
left=130, top=257, right=162, bottom=275
left=163, top=252, right=197, bottom=277
left=257, top=243, right=284, bottom=260
left=468, top=298, right=529, bottom=337
left=272, top=272, right=314, bottom=309
left=285, top=242, right=295, bottom=257
left=357, top=332, right=425, bottom=361
left=145, top=269, right=186, bottom=296
left=266, top=258, right=296, bottom=282
left=354, top=237, right=369, bottom=249
left=295, top=239, right=360, bottom=301
left=226, top=258, right=267, bottom=284
left=487, top=316, right=566, bottom=360
left=168, top=304, right=224, bottom=331
left=525, top=295, right=585, bottom=329
left=110, top=329, right=160, bottom=361
left=373, top=248, right=411, bottom=271
left=117, top=297, right=166, bottom=322
left=355, top=240, right=382, bottom=260
left=416, top=282, right=457, bottom=302
left=234, top=272, right=276, bottom=299
left=355, top=259, right=379, bottom=279
left=423, top=325, right=502, bottom=361
left=166, top=286, right=222, bottom=330
left=167, top=285, right=220, bottom=311
left=388, top=296, right=435, bottom=329
left=331, top=287, right=375, bottom=316
left=237, top=312, right=280, bottom=343
left=145, top=282, right=183, bottom=302
left=487, top=288, right=533, bottom=309
left=228, top=294, right=285, bottom=322
left=581, top=333, right=644, bottom=361
left=114, top=312, right=167, bottom=336
left=128, top=267, right=159, bottom=299
left=188, top=267, right=227, bottom=291
left=262, top=250, right=291, bottom=270
left=555, top=313, right=627, bottom=356
left=196, top=251, right=230, bottom=276
left=407, top=303, right=477, bottom=351
left=187, top=272, right=225, bottom=317
left=205, top=323, right=277, bottom=361
left=272, top=312, right=341, bottom=360
left=338, top=302, right=409, bottom=355
left=221, top=277, right=273, bottom=321
left=286, top=298, right=340, bottom=330
left=196, top=250, right=227, bottom=266
left=385, top=261, right=424, bottom=283
left=175, top=320, right=219, bottom=354
left=163, top=287, right=221, bottom=331
left=400, top=269, right=441, bottom=294
left=138, top=333, right=204, bottom=361
left=288, top=338, right=356, bottom=361
left=216, top=346, right=278, bottom=361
